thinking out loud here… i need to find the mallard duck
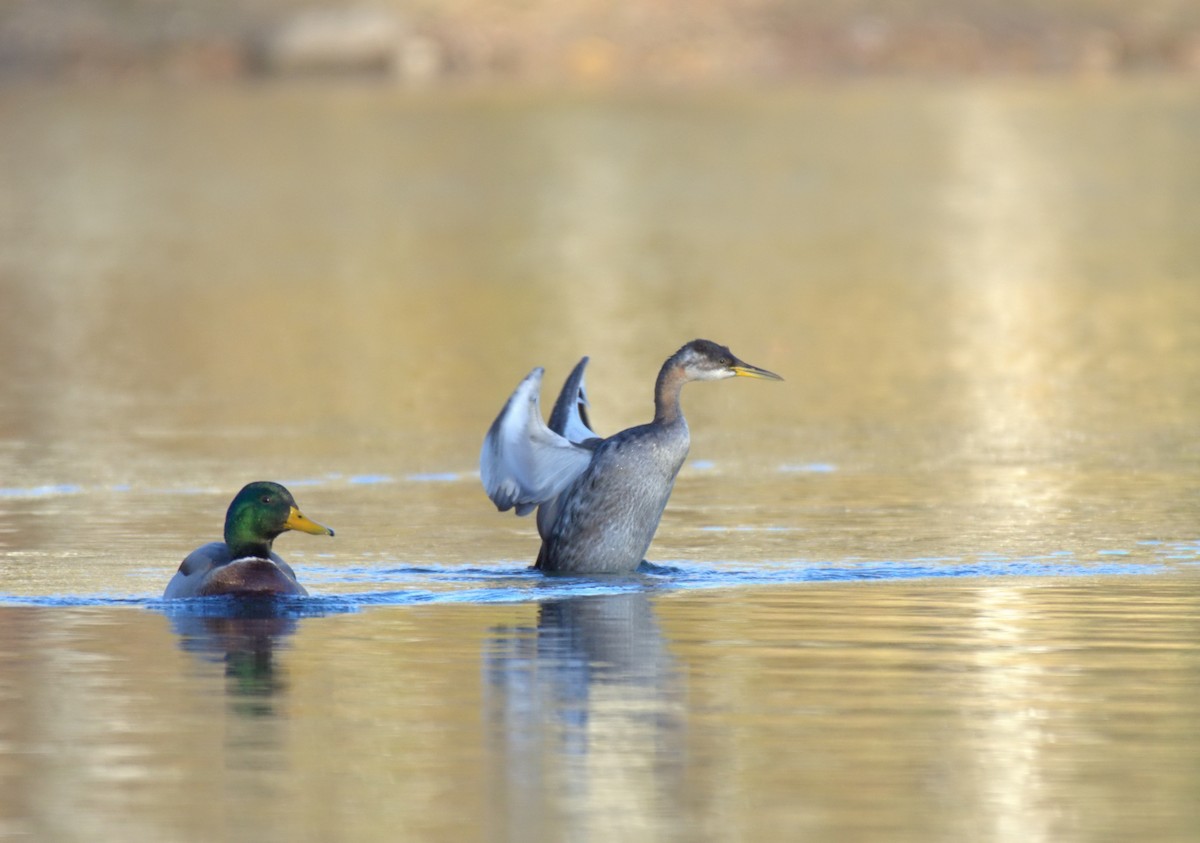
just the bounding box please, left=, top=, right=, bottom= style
left=481, top=339, right=781, bottom=574
left=163, top=481, right=334, bottom=599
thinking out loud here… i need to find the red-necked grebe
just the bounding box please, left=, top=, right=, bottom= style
left=481, top=339, right=781, bottom=574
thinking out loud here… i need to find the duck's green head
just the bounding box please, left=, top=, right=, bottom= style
left=223, top=481, right=334, bottom=560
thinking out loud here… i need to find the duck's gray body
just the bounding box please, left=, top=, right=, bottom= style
left=163, top=543, right=308, bottom=599
left=481, top=339, right=781, bottom=575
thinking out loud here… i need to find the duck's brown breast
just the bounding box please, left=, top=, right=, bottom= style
left=195, top=558, right=308, bottom=597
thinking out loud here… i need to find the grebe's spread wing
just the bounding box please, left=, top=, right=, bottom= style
left=547, top=356, right=600, bottom=445
left=481, top=367, right=593, bottom=516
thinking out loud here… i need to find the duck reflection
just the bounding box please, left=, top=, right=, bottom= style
left=167, top=601, right=300, bottom=717
left=484, top=591, right=685, bottom=838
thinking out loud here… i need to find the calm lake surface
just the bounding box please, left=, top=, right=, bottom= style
left=1, top=79, right=1200, bottom=841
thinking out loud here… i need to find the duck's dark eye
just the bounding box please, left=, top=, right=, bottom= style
left=261, top=495, right=273, bottom=504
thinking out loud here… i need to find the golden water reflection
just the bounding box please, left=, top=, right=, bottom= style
left=0, top=573, right=1198, bottom=841
left=0, top=81, right=1199, bottom=841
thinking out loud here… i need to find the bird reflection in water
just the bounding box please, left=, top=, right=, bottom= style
left=484, top=592, right=686, bottom=837
left=168, top=600, right=300, bottom=717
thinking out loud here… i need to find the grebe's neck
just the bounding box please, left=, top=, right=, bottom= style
left=653, top=356, right=688, bottom=425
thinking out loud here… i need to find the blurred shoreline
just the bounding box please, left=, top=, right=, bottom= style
left=3, top=1, right=1200, bottom=86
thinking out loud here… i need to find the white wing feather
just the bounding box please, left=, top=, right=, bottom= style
left=480, top=367, right=594, bottom=516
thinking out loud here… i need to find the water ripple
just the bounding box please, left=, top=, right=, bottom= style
left=0, top=483, right=84, bottom=499
left=0, top=555, right=1174, bottom=616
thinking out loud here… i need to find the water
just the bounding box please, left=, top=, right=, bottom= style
left=1, top=79, right=1200, bottom=841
